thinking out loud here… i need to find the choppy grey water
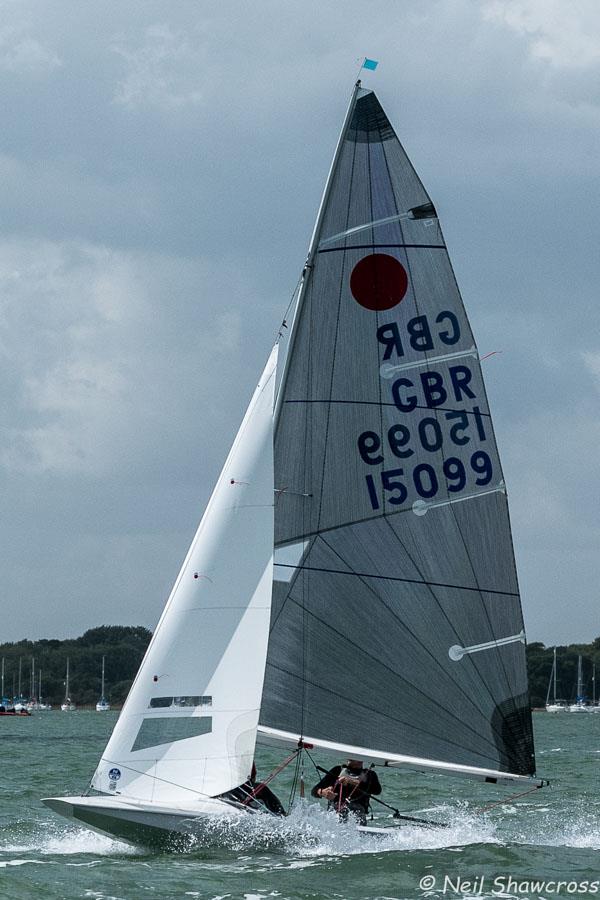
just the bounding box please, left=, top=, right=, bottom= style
left=0, top=711, right=598, bottom=899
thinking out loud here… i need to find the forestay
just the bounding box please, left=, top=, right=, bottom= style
left=92, top=345, right=278, bottom=802
left=259, top=85, right=537, bottom=782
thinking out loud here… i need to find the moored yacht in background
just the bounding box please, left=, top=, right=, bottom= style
left=61, top=658, right=76, bottom=712
left=568, top=655, right=590, bottom=712
left=545, top=648, right=567, bottom=713
left=96, top=656, right=110, bottom=712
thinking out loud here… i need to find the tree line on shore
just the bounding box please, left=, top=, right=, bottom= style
left=0, top=626, right=151, bottom=706
left=1, top=626, right=599, bottom=708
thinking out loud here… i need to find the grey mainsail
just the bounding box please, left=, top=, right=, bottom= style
left=259, top=84, right=537, bottom=782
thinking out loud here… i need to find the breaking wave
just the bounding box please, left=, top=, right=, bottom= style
left=4, top=797, right=600, bottom=861
left=163, top=799, right=497, bottom=855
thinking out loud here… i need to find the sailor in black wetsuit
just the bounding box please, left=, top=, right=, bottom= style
left=311, top=758, right=381, bottom=825
left=225, top=762, right=286, bottom=816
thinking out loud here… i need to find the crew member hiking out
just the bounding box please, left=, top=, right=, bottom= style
left=221, top=762, right=286, bottom=816
left=311, top=758, right=381, bottom=825
left=246, top=761, right=286, bottom=816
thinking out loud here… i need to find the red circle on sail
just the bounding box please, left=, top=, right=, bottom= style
left=350, top=253, right=408, bottom=311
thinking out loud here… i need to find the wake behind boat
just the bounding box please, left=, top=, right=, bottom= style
left=44, top=75, right=546, bottom=847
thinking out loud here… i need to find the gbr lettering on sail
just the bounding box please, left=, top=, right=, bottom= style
left=351, top=256, right=496, bottom=513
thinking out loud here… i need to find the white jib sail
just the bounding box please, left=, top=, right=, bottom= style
left=91, top=345, right=278, bottom=804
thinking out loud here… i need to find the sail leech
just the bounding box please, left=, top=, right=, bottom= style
left=261, top=88, right=536, bottom=780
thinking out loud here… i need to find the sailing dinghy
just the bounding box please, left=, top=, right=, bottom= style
left=44, top=80, right=546, bottom=846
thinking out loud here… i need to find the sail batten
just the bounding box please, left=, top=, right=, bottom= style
left=318, top=243, right=446, bottom=253
left=261, top=87, right=536, bottom=780
left=272, top=562, right=519, bottom=598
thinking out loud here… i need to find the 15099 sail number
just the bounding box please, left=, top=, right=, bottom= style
left=357, top=407, right=487, bottom=465
left=364, top=453, right=493, bottom=510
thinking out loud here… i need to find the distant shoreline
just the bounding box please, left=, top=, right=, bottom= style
left=1, top=627, right=598, bottom=709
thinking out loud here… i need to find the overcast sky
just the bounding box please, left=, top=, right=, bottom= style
left=0, top=0, right=598, bottom=645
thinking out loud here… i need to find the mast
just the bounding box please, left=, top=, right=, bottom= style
left=31, top=656, right=35, bottom=700
left=17, top=656, right=22, bottom=700
left=101, top=656, right=105, bottom=698
left=1, top=657, right=4, bottom=699
left=39, top=669, right=42, bottom=704
left=577, top=655, right=583, bottom=702
left=65, top=657, right=70, bottom=701
left=274, top=80, right=362, bottom=425
left=545, top=648, right=555, bottom=706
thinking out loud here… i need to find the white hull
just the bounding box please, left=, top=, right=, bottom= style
left=545, top=704, right=566, bottom=713
left=42, top=794, right=250, bottom=848
left=61, top=703, right=76, bottom=712
left=95, top=701, right=110, bottom=712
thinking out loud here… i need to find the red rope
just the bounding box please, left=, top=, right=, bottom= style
left=476, top=783, right=542, bottom=813
left=335, top=773, right=362, bottom=814
left=241, top=750, right=300, bottom=806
